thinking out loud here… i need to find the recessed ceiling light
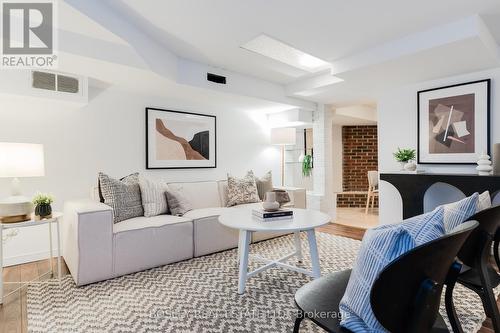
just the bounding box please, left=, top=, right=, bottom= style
left=241, top=34, right=330, bottom=73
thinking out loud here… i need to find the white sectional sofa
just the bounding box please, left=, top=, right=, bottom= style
left=63, top=180, right=306, bottom=286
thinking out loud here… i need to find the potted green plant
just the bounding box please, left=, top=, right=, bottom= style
left=393, top=148, right=416, bottom=170
left=32, top=193, right=54, bottom=219
left=302, top=154, right=313, bottom=177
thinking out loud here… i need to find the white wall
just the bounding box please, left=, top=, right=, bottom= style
left=0, top=85, right=281, bottom=266
left=378, top=67, right=500, bottom=224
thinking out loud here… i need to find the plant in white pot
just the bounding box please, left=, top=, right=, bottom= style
left=393, top=148, right=417, bottom=171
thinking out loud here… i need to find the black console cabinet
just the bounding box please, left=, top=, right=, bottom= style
left=380, top=173, right=500, bottom=219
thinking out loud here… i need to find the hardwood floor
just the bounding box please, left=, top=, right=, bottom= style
left=0, top=259, right=70, bottom=333
left=0, top=209, right=495, bottom=333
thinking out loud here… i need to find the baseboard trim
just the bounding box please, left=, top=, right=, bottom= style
left=3, top=250, right=55, bottom=267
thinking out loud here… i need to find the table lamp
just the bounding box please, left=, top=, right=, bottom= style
left=0, top=143, right=45, bottom=223
left=271, top=128, right=296, bottom=186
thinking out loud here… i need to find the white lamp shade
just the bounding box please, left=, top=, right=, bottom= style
left=270, top=127, right=296, bottom=145
left=0, top=142, right=45, bottom=178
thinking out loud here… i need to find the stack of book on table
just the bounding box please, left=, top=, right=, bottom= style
left=252, top=209, right=293, bottom=222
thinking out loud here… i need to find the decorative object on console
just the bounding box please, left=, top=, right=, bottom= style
left=493, top=143, right=500, bottom=175
left=226, top=171, right=260, bottom=207
left=255, top=171, right=273, bottom=200
left=262, top=191, right=279, bottom=211
left=270, top=189, right=291, bottom=207
left=270, top=127, right=296, bottom=186
left=393, top=147, right=416, bottom=170
left=146, top=107, right=216, bottom=169
left=32, top=193, right=53, bottom=220
left=98, top=172, right=143, bottom=223
left=418, top=79, right=490, bottom=164
left=476, top=152, right=493, bottom=175
left=0, top=142, right=45, bottom=223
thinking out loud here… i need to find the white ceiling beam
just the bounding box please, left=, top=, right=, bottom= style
left=177, top=59, right=316, bottom=110
left=65, top=0, right=178, bottom=80
left=65, top=0, right=316, bottom=110
left=285, top=72, right=344, bottom=96
left=330, top=15, right=499, bottom=75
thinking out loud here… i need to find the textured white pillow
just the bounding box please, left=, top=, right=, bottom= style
left=477, top=190, right=492, bottom=212
left=226, top=171, right=260, bottom=207
left=139, top=176, right=169, bottom=217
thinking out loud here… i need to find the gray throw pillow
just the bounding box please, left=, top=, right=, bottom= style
left=255, top=171, right=273, bottom=200
left=139, top=176, right=169, bottom=217
left=98, top=172, right=144, bottom=223
left=227, top=170, right=260, bottom=207
left=166, top=189, right=192, bottom=216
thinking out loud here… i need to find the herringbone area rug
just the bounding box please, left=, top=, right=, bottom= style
left=28, top=233, right=491, bottom=332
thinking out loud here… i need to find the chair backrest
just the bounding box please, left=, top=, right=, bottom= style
left=457, top=204, right=500, bottom=268
left=370, top=220, right=478, bottom=333
left=367, top=170, right=378, bottom=188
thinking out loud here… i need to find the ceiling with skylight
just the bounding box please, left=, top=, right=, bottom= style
left=61, top=0, right=500, bottom=106
left=240, top=34, right=330, bottom=73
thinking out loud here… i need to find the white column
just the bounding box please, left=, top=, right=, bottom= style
left=312, top=104, right=336, bottom=219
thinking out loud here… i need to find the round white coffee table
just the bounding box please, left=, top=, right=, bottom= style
left=218, top=208, right=330, bottom=294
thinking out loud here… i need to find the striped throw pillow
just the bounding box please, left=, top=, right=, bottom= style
left=139, top=176, right=169, bottom=217
left=443, top=192, right=478, bottom=233
left=339, top=207, right=444, bottom=332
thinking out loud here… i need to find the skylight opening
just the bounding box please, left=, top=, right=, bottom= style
left=241, top=34, right=330, bottom=73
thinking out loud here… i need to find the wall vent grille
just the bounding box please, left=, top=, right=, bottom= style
left=32, top=71, right=79, bottom=94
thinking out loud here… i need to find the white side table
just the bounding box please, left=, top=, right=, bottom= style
left=0, top=212, right=62, bottom=305
left=219, top=208, right=330, bottom=294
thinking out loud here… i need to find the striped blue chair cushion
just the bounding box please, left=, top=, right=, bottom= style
left=339, top=207, right=444, bottom=332
left=443, top=192, right=479, bottom=233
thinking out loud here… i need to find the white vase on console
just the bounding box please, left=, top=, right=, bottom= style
left=262, top=192, right=280, bottom=211
left=476, top=152, right=493, bottom=175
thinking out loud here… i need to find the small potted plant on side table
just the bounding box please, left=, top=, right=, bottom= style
left=393, top=148, right=416, bottom=171
left=33, top=193, right=54, bottom=220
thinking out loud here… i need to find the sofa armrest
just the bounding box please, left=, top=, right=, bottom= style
left=63, top=200, right=114, bottom=286
left=275, top=186, right=307, bottom=209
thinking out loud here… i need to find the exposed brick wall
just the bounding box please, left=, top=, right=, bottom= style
left=337, top=125, right=379, bottom=208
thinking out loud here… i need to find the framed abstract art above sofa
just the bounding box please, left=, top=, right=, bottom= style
left=146, top=107, right=216, bottom=169
left=417, top=79, right=490, bottom=164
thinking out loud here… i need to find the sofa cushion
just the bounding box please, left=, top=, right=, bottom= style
left=232, top=202, right=263, bottom=210
left=113, top=214, right=192, bottom=233
left=167, top=181, right=221, bottom=209
left=218, top=180, right=229, bottom=207
left=227, top=171, right=260, bottom=207
left=139, top=176, right=169, bottom=217
left=113, top=218, right=193, bottom=277
left=192, top=215, right=240, bottom=257
left=184, top=207, right=231, bottom=220
left=98, top=172, right=144, bottom=223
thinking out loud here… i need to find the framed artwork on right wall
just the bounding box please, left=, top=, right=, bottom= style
left=417, top=79, right=490, bottom=164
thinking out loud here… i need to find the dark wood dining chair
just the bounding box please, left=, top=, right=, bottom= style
left=445, top=205, right=500, bottom=333
left=293, top=220, right=478, bottom=333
